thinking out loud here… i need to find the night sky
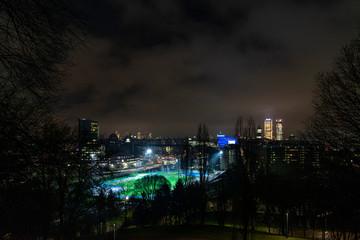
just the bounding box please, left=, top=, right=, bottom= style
left=60, top=0, right=360, bottom=138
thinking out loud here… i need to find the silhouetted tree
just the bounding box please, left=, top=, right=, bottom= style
left=181, top=138, right=193, bottom=184
left=40, top=121, right=99, bottom=239
left=0, top=1, right=86, bottom=238
left=307, top=35, right=360, bottom=152
left=229, top=116, right=259, bottom=240
left=171, top=179, right=186, bottom=224
left=183, top=182, right=203, bottom=224
left=196, top=122, right=210, bottom=225
left=152, top=183, right=171, bottom=225
left=133, top=175, right=170, bottom=200
left=209, top=173, right=229, bottom=226
left=307, top=34, right=360, bottom=239
left=132, top=176, right=172, bottom=227
left=132, top=198, right=152, bottom=227
left=0, top=120, right=100, bottom=239
left=0, top=0, right=85, bottom=152
left=197, top=123, right=210, bottom=188
left=234, top=116, right=257, bottom=139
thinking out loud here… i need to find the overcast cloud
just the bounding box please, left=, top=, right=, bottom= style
left=60, top=0, right=360, bottom=138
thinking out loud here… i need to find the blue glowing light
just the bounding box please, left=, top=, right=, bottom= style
left=217, top=134, right=238, bottom=147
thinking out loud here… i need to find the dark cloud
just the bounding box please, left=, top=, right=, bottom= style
left=101, top=85, right=141, bottom=116
left=178, top=74, right=209, bottom=87
left=62, top=85, right=95, bottom=108
left=179, top=0, right=248, bottom=33
left=81, top=0, right=124, bottom=38
left=84, top=0, right=248, bottom=52
left=237, top=36, right=283, bottom=54
left=62, top=0, right=360, bottom=137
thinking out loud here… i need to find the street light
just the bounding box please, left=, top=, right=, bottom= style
left=113, top=223, right=116, bottom=240
left=286, top=212, right=289, bottom=238
left=145, top=149, right=152, bottom=170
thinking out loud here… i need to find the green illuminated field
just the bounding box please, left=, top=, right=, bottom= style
left=103, top=171, right=195, bottom=197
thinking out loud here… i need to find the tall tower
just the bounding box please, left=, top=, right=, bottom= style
left=275, top=119, right=283, bottom=141
left=264, top=118, right=273, bottom=140
left=256, top=125, right=262, bottom=139
left=78, top=118, right=101, bottom=161
left=79, top=118, right=99, bottom=142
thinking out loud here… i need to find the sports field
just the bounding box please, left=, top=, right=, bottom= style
left=103, top=171, right=196, bottom=197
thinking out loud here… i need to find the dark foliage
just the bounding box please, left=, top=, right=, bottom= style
left=0, top=1, right=90, bottom=238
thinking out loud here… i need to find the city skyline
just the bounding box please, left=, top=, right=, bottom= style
left=81, top=116, right=291, bottom=140
left=59, top=0, right=360, bottom=137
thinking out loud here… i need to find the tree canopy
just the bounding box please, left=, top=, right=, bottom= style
left=307, top=35, right=360, bottom=150
left=133, top=175, right=171, bottom=200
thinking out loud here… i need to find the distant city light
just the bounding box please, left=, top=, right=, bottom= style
left=220, top=151, right=223, bottom=155
left=217, top=134, right=237, bottom=147
left=146, top=149, right=152, bottom=154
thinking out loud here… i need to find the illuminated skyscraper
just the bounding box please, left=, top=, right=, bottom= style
left=275, top=119, right=284, bottom=141
left=79, top=118, right=101, bottom=161
left=264, top=118, right=273, bottom=140
left=79, top=118, right=99, bottom=142
left=256, top=125, right=262, bottom=139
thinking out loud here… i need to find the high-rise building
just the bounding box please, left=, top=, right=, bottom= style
left=105, top=133, right=120, bottom=156
left=79, top=118, right=99, bottom=142
left=264, top=118, right=273, bottom=140
left=79, top=118, right=101, bottom=161
left=275, top=119, right=283, bottom=141
left=221, top=145, right=237, bottom=170
left=256, top=125, right=262, bottom=139
left=263, top=141, right=321, bottom=173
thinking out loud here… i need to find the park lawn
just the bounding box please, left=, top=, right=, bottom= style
left=87, top=225, right=311, bottom=240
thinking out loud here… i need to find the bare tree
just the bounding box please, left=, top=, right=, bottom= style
left=197, top=123, right=210, bottom=188
left=307, top=35, right=360, bottom=151
left=196, top=122, right=210, bottom=225
left=231, top=116, right=259, bottom=240
left=0, top=1, right=86, bottom=238
left=234, top=116, right=257, bottom=139
left=307, top=34, right=360, bottom=239
left=0, top=0, right=85, bottom=148
left=246, top=116, right=257, bottom=139
left=181, top=137, right=193, bottom=184
left=234, top=116, right=243, bottom=139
